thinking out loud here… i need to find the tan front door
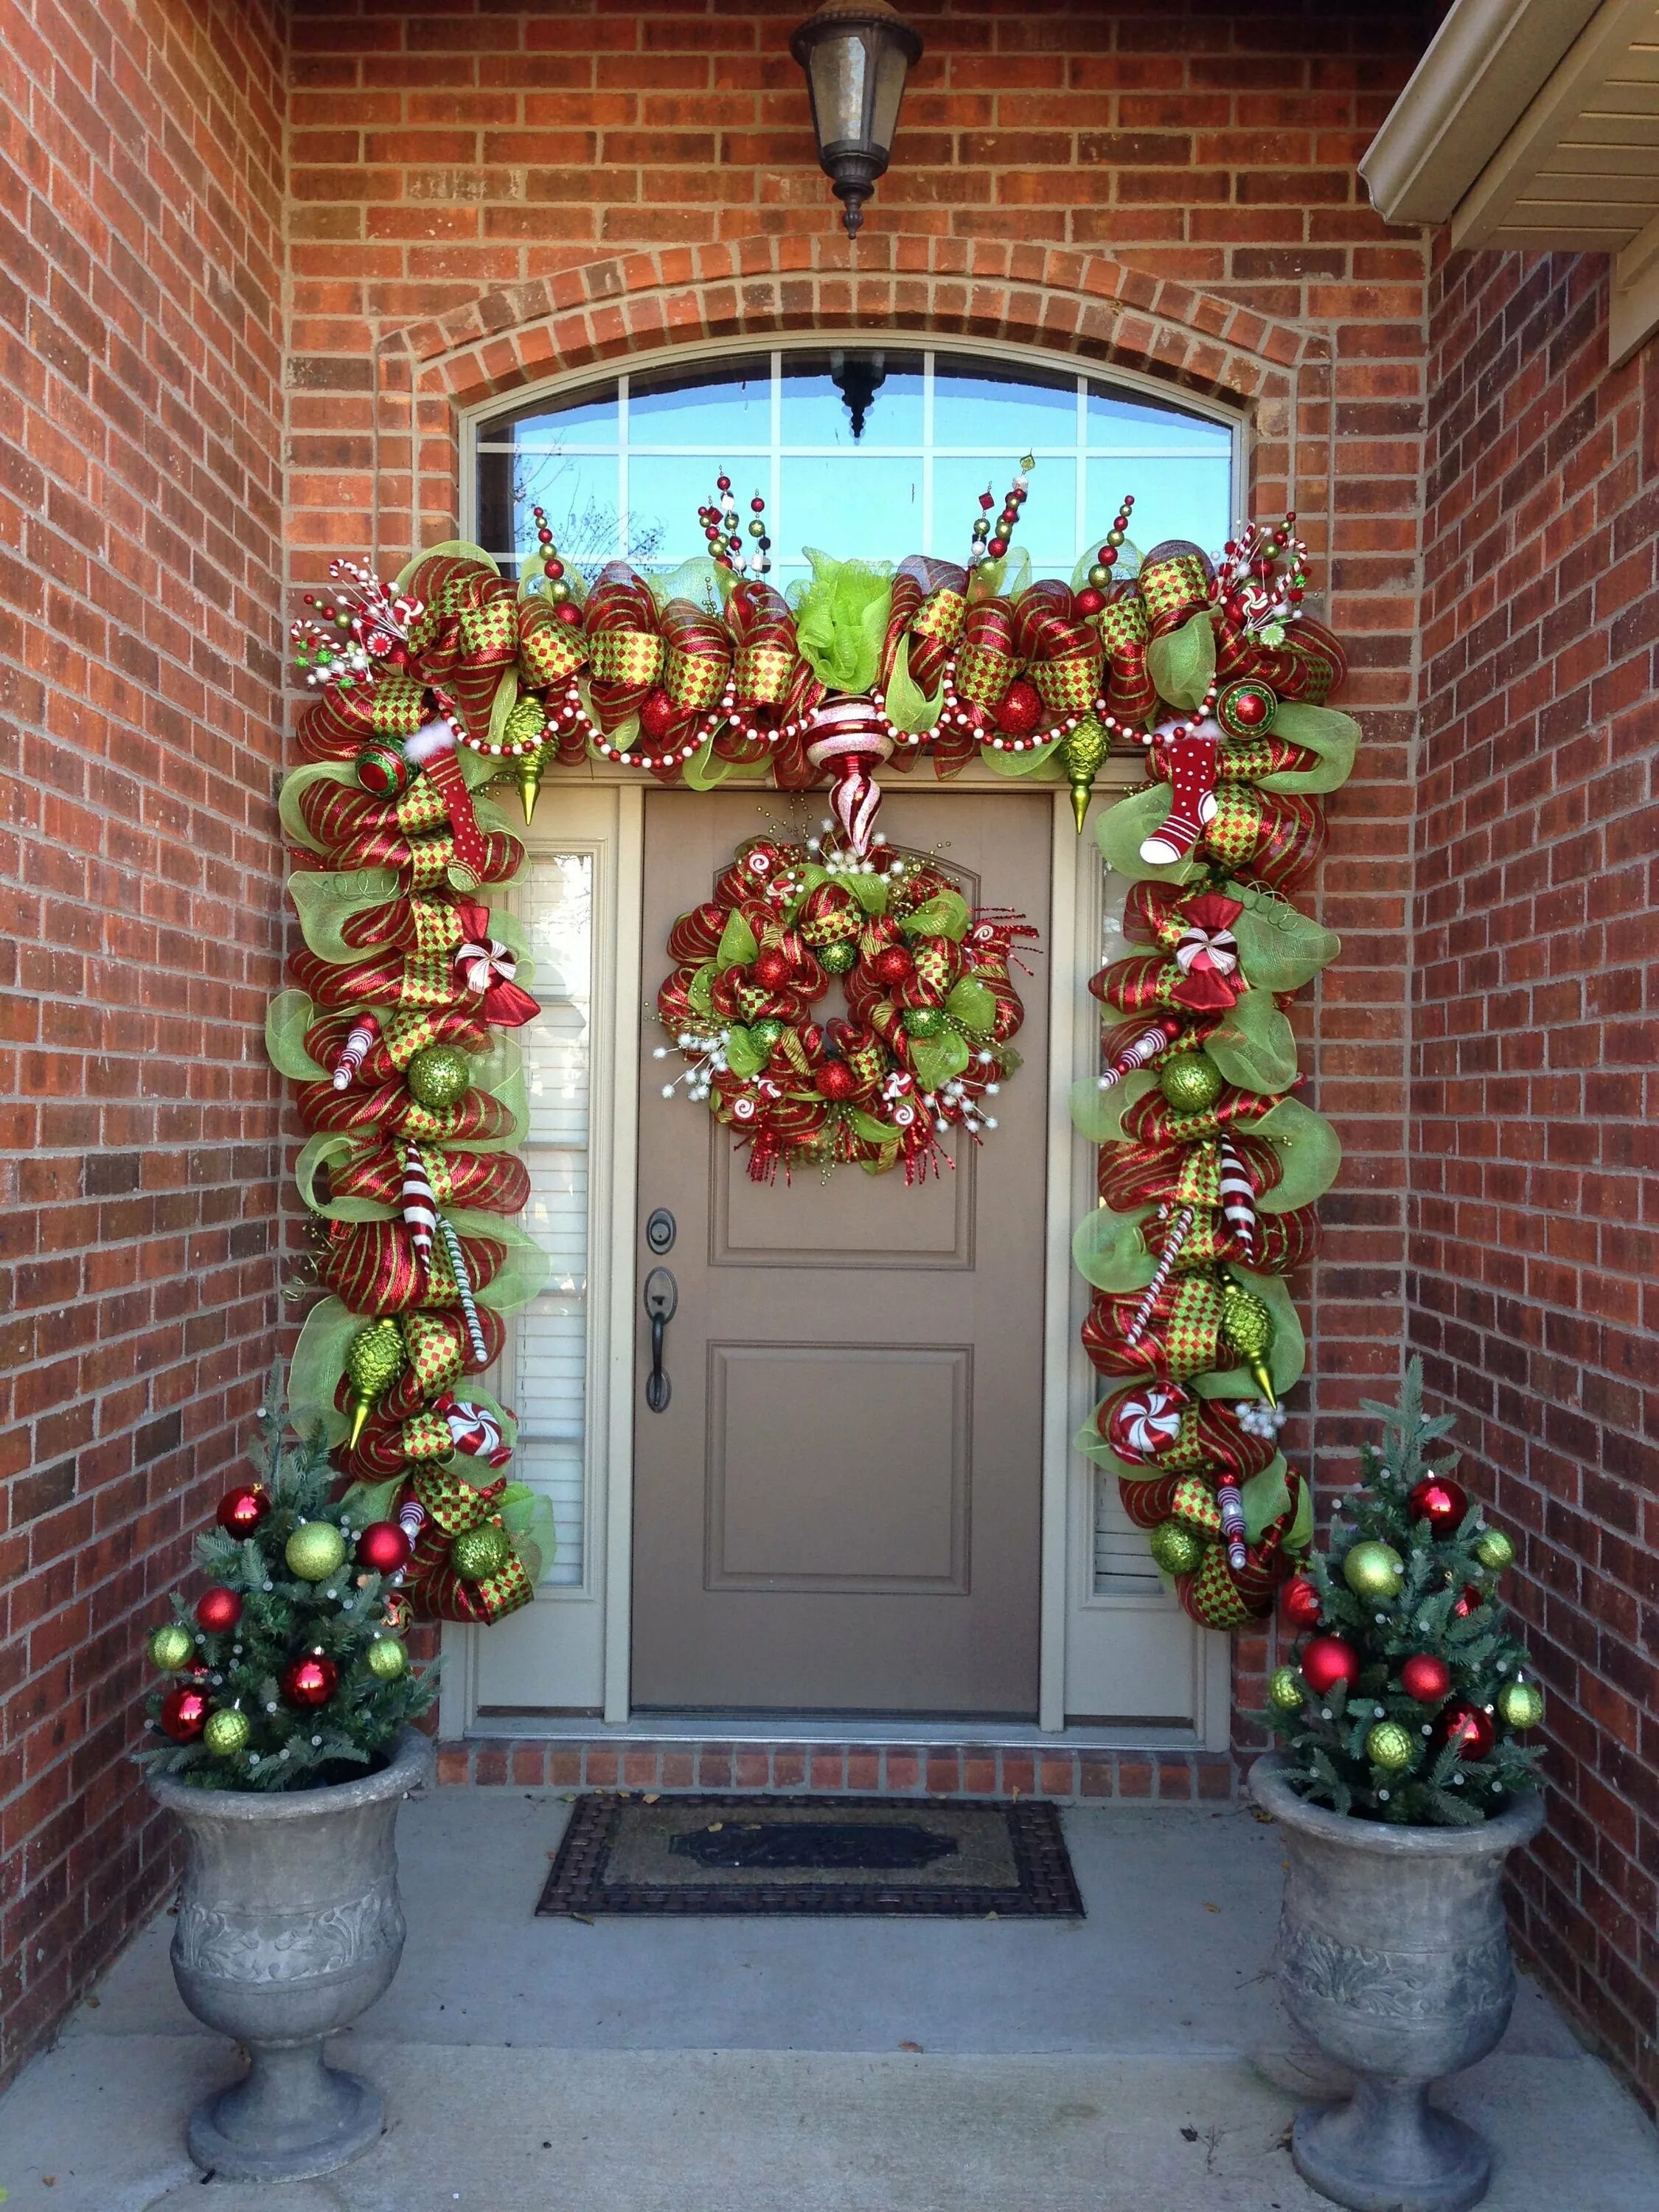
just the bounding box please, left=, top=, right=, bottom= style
left=630, top=789, right=1052, bottom=1719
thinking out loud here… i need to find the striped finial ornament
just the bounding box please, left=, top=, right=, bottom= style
left=1217, top=1134, right=1258, bottom=1260
left=332, top=1015, right=380, bottom=1091
left=400, top=1143, right=439, bottom=1272
left=1217, top=1479, right=1248, bottom=1573
left=1099, top=1016, right=1180, bottom=1093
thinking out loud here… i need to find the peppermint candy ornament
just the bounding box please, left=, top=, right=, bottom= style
left=438, top=1394, right=512, bottom=1469
left=1107, top=1380, right=1189, bottom=1464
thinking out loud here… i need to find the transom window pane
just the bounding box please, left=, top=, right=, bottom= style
left=474, top=347, right=1234, bottom=594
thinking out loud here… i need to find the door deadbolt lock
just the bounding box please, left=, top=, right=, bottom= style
left=643, top=1266, right=678, bottom=1413
left=645, top=1207, right=676, bottom=1255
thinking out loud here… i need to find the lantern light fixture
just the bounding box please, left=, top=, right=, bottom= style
left=790, top=0, right=923, bottom=238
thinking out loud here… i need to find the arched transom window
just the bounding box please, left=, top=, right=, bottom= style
left=471, top=345, right=1237, bottom=589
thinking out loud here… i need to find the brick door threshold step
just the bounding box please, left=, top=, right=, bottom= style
left=437, top=1739, right=1237, bottom=1802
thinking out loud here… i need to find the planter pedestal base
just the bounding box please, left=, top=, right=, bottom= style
left=1293, top=2076, right=1489, bottom=2212
left=188, top=2040, right=383, bottom=2183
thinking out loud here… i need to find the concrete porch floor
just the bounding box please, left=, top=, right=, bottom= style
left=1, top=1789, right=1655, bottom=2212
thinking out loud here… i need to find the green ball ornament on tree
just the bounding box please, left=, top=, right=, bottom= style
left=203, top=1707, right=251, bottom=1757
left=149, top=1622, right=195, bottom=1673
left=1267, top=1665, right=1304, bottom=1714
left=366, top=1635, right=408, bottom=1682
left=285, top=1520, right=348, bottom=1583
left=1473, top=1527, right=1515, bottom=1571
left=1158, top=1052, right=1223, bottom=1113
left=1498, top=1680, right=1544, bottom=1730
left=1343, top=1539, right=1405, bottom=1603
left=406, top=1043, right=471, bottom=1111
left=1147, top=1521, right=1205, bottom=1576
left=449, top=1523, right=512, bottom=1583
left=1366, top=1722, right=1415, bottom=1772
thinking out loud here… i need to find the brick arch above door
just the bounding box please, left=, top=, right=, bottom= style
left=352, top=234, right=1323, bottom=568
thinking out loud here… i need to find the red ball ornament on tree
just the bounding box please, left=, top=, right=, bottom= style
left=1281, top=1576, right=1323, bottom=1631
left=1436, top=1701, right=1495, bottom=1761
left=194, top=1587, right=243, bottom=1635
left=160, top=1683, right=209, bottom=1742
left=993, top=679, right=1043, bottom=740
left=1408, top=1475, right=1470, bottom=1534
left=870, top=945, right=914, bottom=987
left=751, top=947, right=792, bottom=991
left=1300, top=1635, right=1361, bottom=1697
left=1452, top=1584, right=1484, bottom=1620
left=357, top=1521, right=411, bottom=1579
left=638, top=689, right=678, bottom=742
left=1400, top=1653, right=1453, bottom=1704
left=281, top=1650, right=340, bottom=1711
left=816, top=1060, right=858, bottom=1103
left=217, top=1483, right=271, bottom=1537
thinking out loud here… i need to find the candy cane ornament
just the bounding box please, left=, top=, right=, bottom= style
left=1123, top=1204, right=1195, bottom=1347
left=1099, top=1016, right=1181, bottom=1093
left=436, top=1214, right=490, bottom=1368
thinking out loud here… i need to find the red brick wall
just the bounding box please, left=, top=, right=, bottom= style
left=0, top=0, right=286, bottom=2087
left=285, top=0, right=1430, bottom=1741
left=1414, top=239, right=1659, bottom=2116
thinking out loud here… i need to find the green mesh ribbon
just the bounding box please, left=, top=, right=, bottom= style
left=790, top=552, right=894, bottom=695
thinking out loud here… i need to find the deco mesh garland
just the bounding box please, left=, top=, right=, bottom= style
left=271, top=461, right=1351, bottom=1632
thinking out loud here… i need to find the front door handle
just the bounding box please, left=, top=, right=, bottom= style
left=643, top=1266, right=678, bottom=1413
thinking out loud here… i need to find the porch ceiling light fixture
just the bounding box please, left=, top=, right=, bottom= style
left=790, top=0, right=922, bottom=238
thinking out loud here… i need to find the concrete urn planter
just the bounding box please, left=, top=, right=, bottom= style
left=1251, top=1753, right=1543, bottom=2212
left=148, top=1727, right=433, bottom=2182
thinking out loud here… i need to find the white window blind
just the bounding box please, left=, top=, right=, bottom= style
left=515, top=854, right=594, bottom=1587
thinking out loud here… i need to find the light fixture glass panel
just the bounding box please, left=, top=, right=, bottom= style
left=810, top=35, right=870, bottom=145
left=869, top=41, right=908, bottom=150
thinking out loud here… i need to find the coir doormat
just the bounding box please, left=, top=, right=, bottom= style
left=536, top=1793, right=1083, bottom=1919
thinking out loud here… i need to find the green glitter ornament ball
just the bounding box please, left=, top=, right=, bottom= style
left=1158, top=1052, right=1223, bottom=1113
left=1147, top=1521, right=1205, bottom=1576
left=1497, top=1679, right=1544, bottom=1730
left=366, top=1635, right=409, bottom=1682
left=1343, top=1539, right=1405, bottom=1604
left=1366, top=1721, right=1415, bottom=1771
left=148, top=1623, right=195, bottom=1673
left=406, top=1043, right=472, bottom=1111
left=285, top=1520, right=348, bottom=1583
left=449, top=1523, right=512, bottom=1583
left=1267, top=1664, right=1304, bottom=1714
left=203, top=1707, right=251, bottom=1756
left=1473, top=1527, right=1516, bottom=1571
left=818, top=942, right=857, bottom=975
left=902, top=1007, right=946, bottom=1039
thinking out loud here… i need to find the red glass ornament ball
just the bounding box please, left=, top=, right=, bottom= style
left=1408, top=1475, right=1470, bottom=1533
left=553, top=600, right=583, bottom=627
left=993, top=679, right=1044, bottom=740
left=870, top=945, right=914, bottom=987
left=986, top=537, right=1009, bottom=560
left=1300, top=1635, right=1361, bottom=1697
left=1073, top=587, right=1106, bottom=619
left=816, top=1061, right=858, bottom=1103
left=1437, top=1700, right=1495, bottom=1761
left=1280, top=1575, right=1323, bottom=1631
left=281, top=1651, right=340, bottom=1711
left=1400, top=1653, right=1453, bottom=1704
left=357, top=1521, right=412, bottom=1578
left=160, top=1684, right=209, bottom=1742
left=194, top=1587, right=243, bottom=1635
left=638, top=689, right=678, bottom=741
left=217, top=1483, right=271, bottom=1537
left=751, top=947, right=792, bottom=990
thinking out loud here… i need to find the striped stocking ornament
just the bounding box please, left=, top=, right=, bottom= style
left=1139, top=734, right=1220, bottom=867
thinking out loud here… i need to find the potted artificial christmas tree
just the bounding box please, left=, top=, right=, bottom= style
left=139, top=1373, right=437, bottom=2182
left=1250, top=1361, right=1545, bottom=2212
